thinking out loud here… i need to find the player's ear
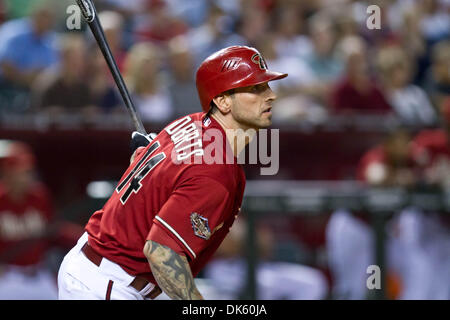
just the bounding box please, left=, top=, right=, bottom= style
left=212, top=93, right=232, bottom=114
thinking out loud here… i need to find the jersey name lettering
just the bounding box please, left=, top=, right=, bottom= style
left=165, top=116, right=204, bottom=161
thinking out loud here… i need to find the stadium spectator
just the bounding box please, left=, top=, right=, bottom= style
left=0, top=140, right=83, bottom=299
left=376, top=45, right=437, bottom=127
left=98, top=0, right=147, bottom=17
left=87, top=45, right=122, bottom=114
left=187, top=4, right=246, bottom=66
left=356, top=128, right=415, bottom=187
left=235, top=4, right=269, bottom=48
left=98, top=10, right=127, bottom=72
left=423, top=40, right=450, bottom=110
left=418, top=0, right=450, bottom=45
left=0, top=2, right=58, bottom=89
left=83, top=11, right=126, bottom=114
left=166, top=36, right=201, bottom=117
left=397, top=5, right=427, bottom=66
left=272, top=3, right=313, bottom=60
left=330, top=36, right=392, bottom=114
left=31, top=34, right=97, bottom=123
left=0, top=0, right=5, bottom=24
left=3, top=0, right=44, bottom=20
left=296, top=12, right=344, bottom=106
left=123, top=42, right=172, bottom=123
left=133, top=0, right=188, bottom=44
left=164, top=0, right=210, bottom=28
left=333, top=6, right=360, bottom=41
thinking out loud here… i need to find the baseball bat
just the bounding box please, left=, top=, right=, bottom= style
left=76, top=0, right=147, bottom=134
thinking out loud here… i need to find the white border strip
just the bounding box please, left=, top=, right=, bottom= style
left=155, top=216, right=196, bottom=259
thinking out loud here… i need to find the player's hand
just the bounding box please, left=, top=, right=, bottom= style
left=130, top=131, right=157, bottom=153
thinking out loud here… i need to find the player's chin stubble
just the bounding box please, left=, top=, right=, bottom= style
left=236, top=115, right=271, bottom=131
left=231, top=97, right=272, bottom=130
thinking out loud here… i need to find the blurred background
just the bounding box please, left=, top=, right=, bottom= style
left=0, top=0, right=449, bottom=300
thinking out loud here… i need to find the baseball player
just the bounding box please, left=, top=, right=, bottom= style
left=57, top=46, right=287, bottom=300
left=0, top=140, right=82, bottom=299
left=0, top=140, right=57, bottom=299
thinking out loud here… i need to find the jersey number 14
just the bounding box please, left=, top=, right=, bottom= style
left=116, top=142, right=166, bottom=204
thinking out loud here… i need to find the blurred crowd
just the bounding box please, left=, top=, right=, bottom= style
left=326, top=121, right=450, bottom=299
left=0, top=0, right=449, bottom=300
left=0, top=0, right=448, bottom=128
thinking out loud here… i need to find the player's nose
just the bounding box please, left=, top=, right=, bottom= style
left=265, top=85, right=277, bottom=102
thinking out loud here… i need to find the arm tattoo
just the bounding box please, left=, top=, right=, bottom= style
left=144, top=240, right=203, bottom=300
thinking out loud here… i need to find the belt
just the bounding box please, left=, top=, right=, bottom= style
left=81, top=242, right=161, bottom=299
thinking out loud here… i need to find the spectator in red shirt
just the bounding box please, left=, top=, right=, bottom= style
left=0, top=140, right=83, bottom=299
left=330, top=36, right=392, bottom=114
left=356, top=127, right=415, bottom=187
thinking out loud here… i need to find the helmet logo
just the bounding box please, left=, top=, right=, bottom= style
left=221, top=57, right=242, bottom=72
left=251, top=53, right=268, bottom=70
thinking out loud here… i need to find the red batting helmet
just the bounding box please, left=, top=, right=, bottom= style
left=195, top=46, right=288, bottom=113
left=0, top=140, right=36, bottom=172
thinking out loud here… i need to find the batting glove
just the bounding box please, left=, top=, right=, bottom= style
left=130, top=131, right=157, bottom=153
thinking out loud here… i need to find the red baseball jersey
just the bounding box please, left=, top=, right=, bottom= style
left=0, top=182, right=53, bottom=266
left=86, top=112, right=246, bottom=284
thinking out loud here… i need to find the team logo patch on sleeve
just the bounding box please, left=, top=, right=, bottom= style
left=190, top=213, right=211, bottom=240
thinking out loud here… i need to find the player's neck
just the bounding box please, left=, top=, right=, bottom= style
left=210, top=113, right=257, bottom=158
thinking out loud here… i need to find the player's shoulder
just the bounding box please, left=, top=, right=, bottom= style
left=185, top=161, right=244, bottom=180
left=179, top=162, right=245, bottom=191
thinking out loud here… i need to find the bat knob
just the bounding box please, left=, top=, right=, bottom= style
left=77, top=0, right=96, bottom=23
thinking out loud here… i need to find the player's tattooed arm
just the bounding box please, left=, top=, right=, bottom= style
left=143, top=240, right=204, bottom=300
